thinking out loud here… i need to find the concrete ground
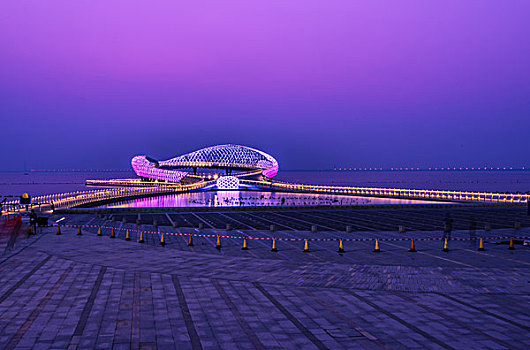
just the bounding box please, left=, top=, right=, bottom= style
left=0, top=213, right=529, bottom=349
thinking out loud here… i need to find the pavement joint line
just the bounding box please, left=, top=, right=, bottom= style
left=253, top=282, right=330, bottom=350
left=0, top=254, right=52, bottom=304
left=342, top=289, right=456, bottom=350
left=131, top=273, right=141, bottom=348
left=435, top=293, right=530, bottom=331
left=460, top=247, right=530, bottom=267
left=0, top=233, right=48, bottom=267
left=379, top=240, right=476, bottom=268
left=393, top=291, right=514, bottom=349
left=4, top=263, right=74, bottom=350
left=73, top=266, right=107, bottom=336
left=300, top=289, right=382, bottom=345
left=212, top=280, right=266, bottom=350
left=171, top=275, right=203, bottom=350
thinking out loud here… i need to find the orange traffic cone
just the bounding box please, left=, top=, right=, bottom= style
left=442, top=238, right=449, bottom=252
left=373, top=239, right=381, bottom=253
left=409, top=238, right=416, bottom=252
left=271, top=238, right=278, bottom=252
left=478, top=237, right=485, bottom=251
left=216, top=236, right=221, bottom=249
left=338, top=239, right=344, bottom=253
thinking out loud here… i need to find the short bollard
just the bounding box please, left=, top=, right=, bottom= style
left=311, top=225, right=318, bottom=233
left=216, top=236, right=222, bottom=250
left=338, top=239, right=344, bottom=253
left=160, top=233, right=166, bottom=246
left=373, top=239, right=381, bottom=253
left=110, top=227, right=116, bottom=239
left=29, top=226, right=34, bottom=235
left=303, top=239, right=310, bottom=252
left=442, top=238, right=449, bottom=252
left=138, top=231, right=145, bottom=243
left=188, top=235, right=193, bottom=247
left=345, top=226, right=352, bottom=233
left=77, top=226, right=82, bottom=236
left=271, top=238, right=278, bottom=252
left=478, top=237, right=485, bottom=251
left=241, top=238, right=248, bottom=250
left=97, top=227, right=102, bottom=237
left=56, top=225, right=61, bottom=235
left=508, top=237, right=515, bottom=250
left=409, top=238, right=416, bottom=252
left=125, top=229, right=131, bottom=241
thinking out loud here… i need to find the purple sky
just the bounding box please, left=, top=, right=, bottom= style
left=1, top=1, right=529, bottom=171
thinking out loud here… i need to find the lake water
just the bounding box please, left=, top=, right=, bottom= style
left=1, top=171, right=529, bottom=198
left=0, top=171, right=529, bottom=208
left=101, top=191, right=445, bottom=208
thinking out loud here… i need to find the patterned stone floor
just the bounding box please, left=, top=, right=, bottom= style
left=0, top=215, right=529, bottom=349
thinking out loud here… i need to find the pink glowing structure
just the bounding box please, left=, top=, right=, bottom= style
left=131, top=144, right=279, bottom=183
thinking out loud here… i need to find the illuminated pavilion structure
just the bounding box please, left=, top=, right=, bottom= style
left=131, top=144, right=279, bottom=184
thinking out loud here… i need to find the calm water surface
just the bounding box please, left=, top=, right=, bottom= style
left=1, top=171, right=529, bottom=200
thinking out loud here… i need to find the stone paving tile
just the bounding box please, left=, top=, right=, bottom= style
left=0, top=223, right=529, bottom=349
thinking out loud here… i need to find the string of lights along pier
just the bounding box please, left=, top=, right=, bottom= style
left=4, top=144, right=530, bottom=213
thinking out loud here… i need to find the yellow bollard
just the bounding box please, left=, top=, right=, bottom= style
left=160, top=233, right=166, bottom=246
left=338, top=239, right=344, bottom=253
left=442, top=238, right=449, bottom=252
left=241, top=238, right=248, bottom=250
left=478, top=237, right=485, bottom=251
left=77, top=226, right=82, bottom=236
left=409, top=238, right=416, bottom=252
left=508, top=236, right=515, bottom=250
left=216, top=236, right=221, bottom=249
left=97, top=227, right=102, bottom=236
left=373, top=239, right=381, bottom=253
left=110, top=227, right=116, bottom=239
left=271, top=238, right=278, bottom=252
left=56, top=225, right=61, bottom=235
left=28, top=226, right=34, bottom=235
left=303, top=239, right=310, bottom=252
left=125, top=229, right=131, bottom=241
left=188, top=235, right=193, bottom=247
left=138, top=231, right=144, bottom=243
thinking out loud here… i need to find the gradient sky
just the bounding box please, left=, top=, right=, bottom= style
left=1, top=0, right=529, bottom=171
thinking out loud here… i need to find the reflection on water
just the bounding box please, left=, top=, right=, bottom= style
left=100, top=190, right=446, bottom=208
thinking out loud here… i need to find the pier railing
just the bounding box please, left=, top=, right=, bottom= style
left=1, top=180, right=213, bottom=212
left=3, top=178, right=529, bottom=216
left=240, top=180, right=530, bottom=203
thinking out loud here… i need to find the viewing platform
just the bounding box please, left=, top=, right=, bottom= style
left=1, top=211, right=529, bottom=349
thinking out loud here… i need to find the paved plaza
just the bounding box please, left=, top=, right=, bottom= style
left=1, top=212, right=529, bottom=349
